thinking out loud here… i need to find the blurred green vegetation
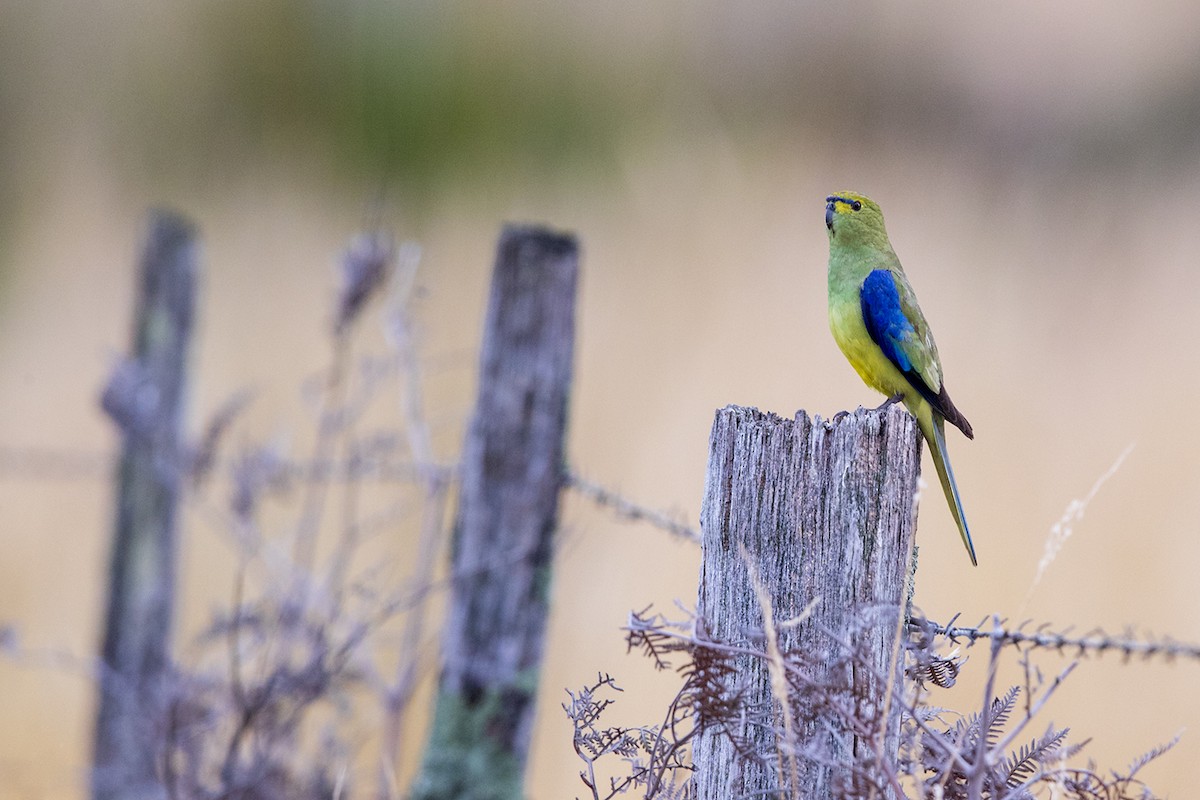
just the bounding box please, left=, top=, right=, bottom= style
left=5, top=2, right=1200, bottom=215
left=121, top=2, right=643, bottom=199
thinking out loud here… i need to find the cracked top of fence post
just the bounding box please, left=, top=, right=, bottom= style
left=694, top=403, right=921, bottom=799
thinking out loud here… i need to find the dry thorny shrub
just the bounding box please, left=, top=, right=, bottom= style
left=156, top=230, right=454, bottom=799
left=565, top=607, right=1181, bottom=800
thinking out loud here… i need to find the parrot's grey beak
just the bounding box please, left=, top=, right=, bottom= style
left=825, top=201, right=836, bottom=230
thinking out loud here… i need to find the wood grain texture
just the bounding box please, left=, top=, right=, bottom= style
left=694, top=403, right=920, bottom=798
left=413, top=225, right=579, bottom=800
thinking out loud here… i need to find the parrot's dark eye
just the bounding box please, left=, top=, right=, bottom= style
left=851, top=200, right=862, bottom=211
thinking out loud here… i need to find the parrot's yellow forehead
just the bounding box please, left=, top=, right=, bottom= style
left=828, top=191, right=878, bottom=215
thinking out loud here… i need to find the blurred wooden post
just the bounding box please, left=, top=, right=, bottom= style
left=93, top=211, right=197, bottom=800
left=693, top=404, right=920, bottom=798
left=411, top=225, right=578, bottom=800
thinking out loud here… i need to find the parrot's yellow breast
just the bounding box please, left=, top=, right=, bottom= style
left=828, top=298, right=911, bottom=400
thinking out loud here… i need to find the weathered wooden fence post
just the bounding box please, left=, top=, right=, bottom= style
left=93, top=211, right=198, bottom=800
left=693, top=404, right=921, bottom=798
left=411, top=225, right=579, bottom=800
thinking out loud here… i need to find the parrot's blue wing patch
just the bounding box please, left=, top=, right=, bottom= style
left=860, top=269, right=943, bottom=408
left=860, top=270, right=975, bottom=439
left=860, top=269, right=916, bottom=373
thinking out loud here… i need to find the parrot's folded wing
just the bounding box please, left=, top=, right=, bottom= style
left=860, top=269, right=973, bottom=438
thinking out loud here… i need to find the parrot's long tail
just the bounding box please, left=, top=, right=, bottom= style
left=920, top=410, right=977, bottom=566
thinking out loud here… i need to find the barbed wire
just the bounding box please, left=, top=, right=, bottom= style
left=7, top=445, right=1200, bottom=668
left=0, top=445, right=451, bottom=484
left=0, top=446, right=115, bottom=481
left=564, top=471, right=701, bottom=544
left=0, top=445, right=701, bottom=542
left=917, top=614, right=1200, bottom=662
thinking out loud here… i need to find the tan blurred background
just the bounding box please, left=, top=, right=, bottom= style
left=2, top=1, right=1200, bottom=796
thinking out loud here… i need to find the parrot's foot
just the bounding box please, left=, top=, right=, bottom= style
left=874, top=393, right=904, bottom=412
left=831, top=409, right=850, bottom=423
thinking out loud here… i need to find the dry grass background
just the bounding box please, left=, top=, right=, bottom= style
left=2, top=2, right=1200, bottom=796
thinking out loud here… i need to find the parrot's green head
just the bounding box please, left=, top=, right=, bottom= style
left=825, top=192, right=889, bottom=248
